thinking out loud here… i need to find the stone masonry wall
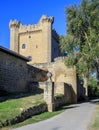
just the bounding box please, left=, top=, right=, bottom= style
left=0, top=50, right=48, bottom=93
left=9, top=15, right=61, bottom=64
left=32, top=57, right=77, bottom=103
left=54, top=82, right=76, bottom=104
left=51, top=29, right=61, bottom=61
left=0, top=51, right=28, bottom=92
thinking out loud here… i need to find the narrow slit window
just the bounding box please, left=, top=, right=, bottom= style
left=36, top=45, right=38, bottom=48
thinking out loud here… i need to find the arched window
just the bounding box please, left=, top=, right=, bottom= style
left=22, top=44, right=26, bottom=49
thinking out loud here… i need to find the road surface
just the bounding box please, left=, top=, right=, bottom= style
left=13, top=101, right=97, bottom=130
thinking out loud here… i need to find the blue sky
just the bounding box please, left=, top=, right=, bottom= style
left=0, top=0, right=81, bottom=49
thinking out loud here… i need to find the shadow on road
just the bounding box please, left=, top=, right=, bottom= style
left=89, top=99, right=99, bottom=104
left=56, top=104, right=79, bottom=111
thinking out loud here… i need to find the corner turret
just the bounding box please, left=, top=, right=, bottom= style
left=9, top=20, right=20, bottom=28
left=39, top=15, right=54, bottom=24
left=9, top=20, right=20, bottom=52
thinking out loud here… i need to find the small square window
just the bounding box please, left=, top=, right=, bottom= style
left=29, top=35, right=31, bottom=38
left=22, top=44, right=26, bottom=49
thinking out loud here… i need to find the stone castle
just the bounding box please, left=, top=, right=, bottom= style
left=9, top=15, right=88, bottom=102
left=9, top=15, right=62, bottom=64
left=0, top=15, right=87, bottom=103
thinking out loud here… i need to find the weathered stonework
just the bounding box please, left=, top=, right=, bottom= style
left=6, top=15, right=87, bottom=102
left=9, top=15, right=61, bottom=64
left=44, top=81, right=55, bottom=112
left=0, top=46, right=48, bottom=93
left=0, top=46, right=29, bottom=92
left=33, top=57, right=77, bottom=103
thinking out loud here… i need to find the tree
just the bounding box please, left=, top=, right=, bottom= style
left=88, top=76, right=99, bottom=97
left=60, top=0, right=99, bottom=84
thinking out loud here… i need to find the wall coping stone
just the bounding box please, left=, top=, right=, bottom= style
left=0, top=46, right=29, bottom=62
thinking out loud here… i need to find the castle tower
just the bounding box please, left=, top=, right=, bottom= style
left=40, top=15, right=53, bottom=63
left=9, top=20, right=20, bottom=52
left=9, top=15, right=61, bottom=64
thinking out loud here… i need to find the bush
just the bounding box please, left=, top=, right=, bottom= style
left=88, top=76, right=99, bottom=98
left=88, top=86, right=99, bottom=98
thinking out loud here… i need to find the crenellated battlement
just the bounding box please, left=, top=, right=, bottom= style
left=9, top=15, right=54, bottom=34
left=52, top=29, right=59, bottom=41
left=39, top=15, right=54, bottom=23
left=9, top=20, right=20, bottom=28
left=19, top=23, right=41, bottom=33
left=9, top=15, right=54, bottom=33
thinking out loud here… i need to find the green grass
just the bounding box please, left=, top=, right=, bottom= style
left=88, top=103, right=99, bottom=130
left=54, top=94, right=64, bottom=99
left=0, top=92, right=77, bottom=130
left=0, top=99, right=21, bottom=122
left=1, top=105, right=77, bottom=130
left=12, top=110, right=64, bottom=128
left=0, top=93, right=43, bottom=123
left=1, top=106, right=66, bottom=130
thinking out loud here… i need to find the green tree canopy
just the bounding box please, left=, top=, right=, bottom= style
left=60, top=0, right=99, bottom=81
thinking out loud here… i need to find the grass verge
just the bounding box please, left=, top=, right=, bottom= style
left=1, top=105, right=67, bottom=130
left=88, top=103, right=99, bottom=130
left=0, top=93, right=76, bottom=130
left=0, top=92, right=43, bottom=123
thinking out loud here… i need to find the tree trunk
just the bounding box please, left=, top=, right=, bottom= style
left=83, top=77, right=88, bottom=96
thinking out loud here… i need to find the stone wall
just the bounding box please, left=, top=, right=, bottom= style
left=51, top=29, right=61, bottom=61
left=32, top=57, right=77, bottom=103
left=0, top=47, right=48, bottom=93
left=27, top=65, right=48, bottom=82
left=0, top=50, right=28, bottom=93
left=54, top=95, right=69, bottom=108
left=38, top=82, right=76, bottom=104
left=54, top=82, right=77, bottom=104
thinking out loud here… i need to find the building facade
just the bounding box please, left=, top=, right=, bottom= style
left=8, top=15, right=88, bottom=102
left=9, top=15, right=79, bottom=103
left=9, top=15, right=61, bottom=64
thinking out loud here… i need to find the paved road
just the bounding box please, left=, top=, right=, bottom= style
left=13, top=101, right=97, bottom=130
